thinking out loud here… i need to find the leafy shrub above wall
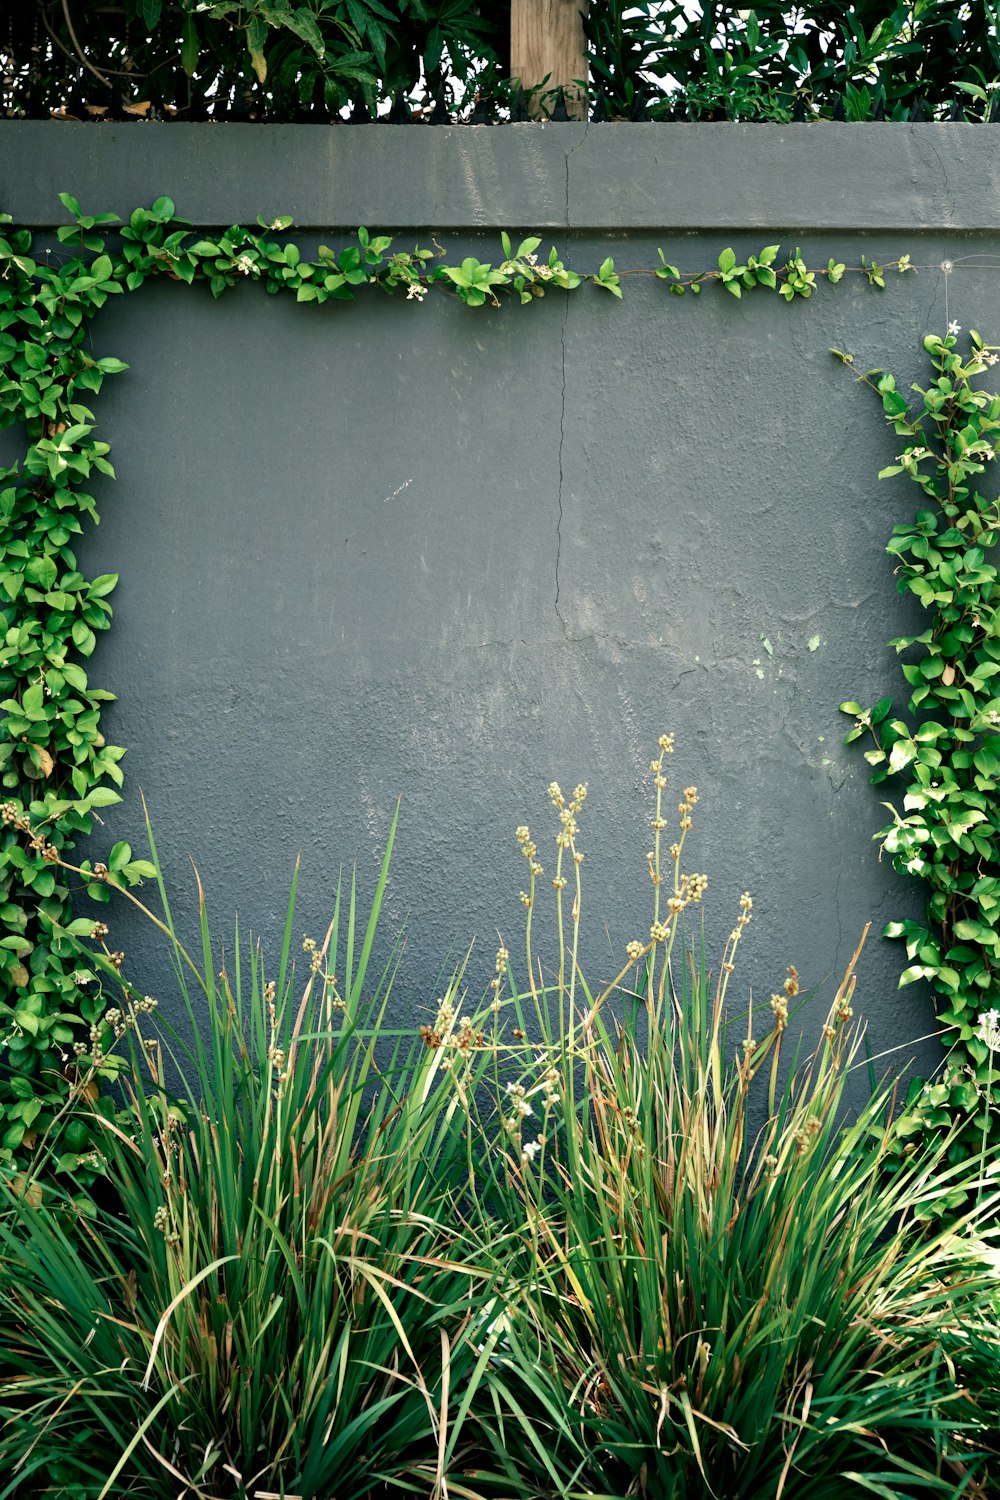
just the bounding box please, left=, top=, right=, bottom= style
left=586, top=0, right=1000, bottom=122
left=4, top=0, right=1000, bottom=122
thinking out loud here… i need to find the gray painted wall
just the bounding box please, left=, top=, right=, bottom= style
left=3, top=123, right=995, bottom=1082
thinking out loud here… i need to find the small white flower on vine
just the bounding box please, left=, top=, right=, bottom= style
left=948, top=320, right=961, bottom=336
left=976, top=1009, right=1000, bottom=1052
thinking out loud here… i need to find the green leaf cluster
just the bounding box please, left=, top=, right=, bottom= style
left=8, top=1, right=1000, bottom=123
left=838, top=328, right=1000, bottom=1175
left=585, top=1, right=1000, bottom=123
left=2, top=0, right=505, bottom=122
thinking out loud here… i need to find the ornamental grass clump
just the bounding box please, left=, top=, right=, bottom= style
left=457, top=737, right=1000, bottom=1500
left=0, top=812, right=507, bottom=1500
left=0, top=747, right=999, bottom=1499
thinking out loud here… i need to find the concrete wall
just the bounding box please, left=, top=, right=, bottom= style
left=4, top=122, right=998, bottom=1078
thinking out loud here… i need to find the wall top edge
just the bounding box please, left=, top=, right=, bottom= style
left=1, top=121, right=996, bottom=232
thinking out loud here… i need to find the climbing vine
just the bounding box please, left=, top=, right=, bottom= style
left=836, top=330, right=1000, bottom=1177
left=0, top=194, right=904, bottom=1181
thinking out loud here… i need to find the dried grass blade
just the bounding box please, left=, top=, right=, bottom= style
left=141, top=1256, right=237, bottom=1390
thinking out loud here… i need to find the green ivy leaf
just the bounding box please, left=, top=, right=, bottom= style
left=84, top=787, right=121, bottom=810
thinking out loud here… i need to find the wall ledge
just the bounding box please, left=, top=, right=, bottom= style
left=1, top=120, right=997, bottom=233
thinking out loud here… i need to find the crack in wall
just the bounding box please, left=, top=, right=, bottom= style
left=555, top=293, right=569, bottom=637
left=554, top=126, right=589, bottom=640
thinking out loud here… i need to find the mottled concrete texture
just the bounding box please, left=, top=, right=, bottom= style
left=4, top=120, right=1000, bottom=229
left=1, top=124, right=990, bottom=1083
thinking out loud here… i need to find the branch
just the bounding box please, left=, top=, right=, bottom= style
left=60, top=0, right=113, bottom=89
left=42, top=9, right=145, bottom=82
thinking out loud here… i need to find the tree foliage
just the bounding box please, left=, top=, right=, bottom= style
left=4, top=2, right=1000, bottom=121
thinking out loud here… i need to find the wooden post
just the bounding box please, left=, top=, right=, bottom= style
left=510, top=0, right=589, bottom=119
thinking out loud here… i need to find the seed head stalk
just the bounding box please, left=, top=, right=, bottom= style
left=569, top=826, right=583, bottom=1030
left=554, top=827, right=566, bottom=1017
left=547, top=782, right=587, bottom=1056
left=515, top=824, right=542, bottom=1009
left=644, top=735, right=696, bottom=1032
left=582, top=737, right=712, bottom=1037
left=982, top=1060, right=994, bottom=1207
left=974, top=1004, right=1000, bottom=1203
left=650, top=737, right=672, bottom=935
